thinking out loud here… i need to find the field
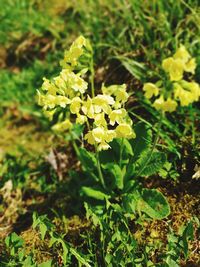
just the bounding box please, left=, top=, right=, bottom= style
left=0, top=0, right=200, bottom=266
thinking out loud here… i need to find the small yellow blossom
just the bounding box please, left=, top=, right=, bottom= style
left=153, top=96, right=177, bottom=112
left=52, top=119, right=72, bottom=132
left=163, top=98, right=177, bottom=112
left=188, top=82, right=200, bottom=101
left=60, top=36, right=87, bottom=68
left=105, top=130, right=116, bottom=142
left=115, top=85, right=129, bottom=103
left=42, top=78, right=57, bottom=95
left=98, top=142, right=111, bottom=151
left=115, top=124, right=135, bottom=139
left=173, top=45, right=191, bottom=63
left=85, top=128, right=117, bottom=151
left=162, top=57, right=184, bottom=81
left=184, top=58, right=196, bottom=74
left=174, top=81, right=200, bottom=106
left=60, top=69, right=88, bottom=94
left=94, top=113, right=107, bottom=127
left=76, top=114, right=87, bottom=125
left=109, top=109, right=126, bottom=126
left=143, top=83, right=159, bottom=99
left=92, top=94, right=114, bottom=114
left=82, top=96, right=95, bottom=119
left=102, top=84, right=118, bottom=96
left=54, top=76, right=66, bottom=89
left=84, top=131, right=95, bottom=145
left=70, top=97, right=82, bottom=114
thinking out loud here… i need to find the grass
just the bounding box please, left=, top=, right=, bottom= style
left=0, top=0, right=200, bottom=266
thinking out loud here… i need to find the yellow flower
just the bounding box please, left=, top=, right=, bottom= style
left=163, top=98, right=177, bottom=112
left=152, top=95, right=165, bottom=111
left=60, top=69, right=88, bottom=94
left=174, top=81, right=200, bottom=106
left=97, top=130, right=116, bottom=151
left=173, top=45, right=190, bottom=63
left=188, top=82, right=200, bottom=101
left=143, top=83, right=159, bottom=99
left=98, top=142, right=110, bottom=151
left=56, top=96, right=71, bottom=108
left=42, top=78, right=57, bottom=95
left=184, top=58, right=196, bottom=74
left=70, top=97, right=82, bottom=114
left=115, top=124, right=135, bottom=139
left=82, top=96, right=95, bottom=119
left=162, top=57, right=184, bottom=81
left=43, top=109, right=56, bottom=120
left=73, top=35, right=86, bottom=47
left=102, top=84, right=117, bottom=96
left=60, top=36, right=87, bottom=68
left=84, top=131, right=95, bottom=145
left=76, top=114, right=87, bottom=125
left=91, top=127, right=105, bottom=143
left=102, top=84, right=128, bottom=104
left=153, top=96, right=177, bottom=112
left=85, top=127, right=116, bottom=151
left=105, top=130, right=116, bottom=142
left=42, top=94, right=57, bottom=110
left=94, top=113, right=107, bottom=127
left=115, top=85, right=129, bottom=103
left=52, top=119, right=72, bottom=132
left=92, top=94, right=114, bottom=114
left=109, top=109, right=126, bottom=126
left=54, top=76, right=66, bottom=89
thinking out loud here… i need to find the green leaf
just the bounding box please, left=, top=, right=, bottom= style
left=22, top=256, right=36, bottom=267
left=123, top=191, right=141, bottom=214
left=130, top=122, right=152, bottom=162
left=102, top=163, right=123, bottom=189
left=70, top=247, right=91, bottom=267
left=181, top=221, right=194, bottom=259
left=117, top=56, right=146, bottom=80
left=5, top=232, right=24, bottom=253
left=139, top=189, right=170, bottom=219
left=78, top=147, right=97, bottom=171
left=166, top=257, right=179, bottom=267
left=38, top=260, right=52, bottom=267
left=112, top=138, right=134, bottom=157
left=139, top=152, right=167, bottom=176
left=81, top=186, right=110, bottom=200
left=39, top=223, right=48, bottom=240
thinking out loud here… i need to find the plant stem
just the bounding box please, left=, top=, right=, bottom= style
left=90, top=53, right=95, bottom=98
left=119, top=138, right=124, bottom=168
left=190, top=107, right=195, bottom=145
left=95, top=147, right=106, bottom=189
left=136, top=112, right=163, bottom=178
left=71, top=138, right=79, bottom=157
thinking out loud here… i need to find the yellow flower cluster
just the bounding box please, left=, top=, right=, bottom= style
left=37, top=36, right=135, bottom=150
left=143, top=45, right=200, bottom=112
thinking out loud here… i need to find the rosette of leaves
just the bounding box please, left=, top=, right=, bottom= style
left=75, top=122, right=170, bottom=220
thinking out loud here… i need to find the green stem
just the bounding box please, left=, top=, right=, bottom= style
left=119, top=138, right=124, bottom=168
left=136, top=112, right=163, bottom=178
left=90, top=53, right=95, bottom=98
left=190, top=107, right=195, bottom=145
left=71, top=138, right=79, bottom=157
left=95, top=147, right=105, bottom=189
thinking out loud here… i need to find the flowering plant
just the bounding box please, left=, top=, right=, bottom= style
left=37, top=36, right=170, bottom=220
left=143, top=45, right=200, bottom=112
